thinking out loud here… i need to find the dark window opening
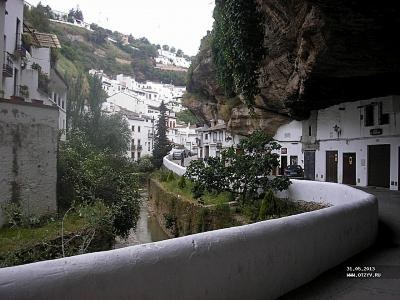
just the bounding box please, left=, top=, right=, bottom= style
left=378, top=103, right=389, bottom=125
left=308, top=125, right=312, bottom=136
left=365, top=105, right=374, bottom=127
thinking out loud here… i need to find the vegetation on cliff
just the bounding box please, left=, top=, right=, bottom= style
left=211, top=0, right=265, bottom=108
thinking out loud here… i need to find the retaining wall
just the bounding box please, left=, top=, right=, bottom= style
left=0, top=166, right=378, bottom=300
left=0, top=100, right=58, bottom=226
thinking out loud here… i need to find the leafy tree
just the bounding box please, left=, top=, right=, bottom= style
left=75, top=8, right=84, bottom=21
left=176, top=109, right=198, bottom=125
left=23, top=3, right=51, bottom=32
left=58, top=131, right=140, bottom=238
left=186, top=130, right=291, bottom=202
left=86, top=74, right=107, bottom=136
left=65, top=71, right=88, bottom=131
left=176, top=49, right=183, bottom=57
left=152, top=101, right=172, bottom=168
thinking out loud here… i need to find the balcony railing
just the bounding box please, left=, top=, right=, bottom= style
left=16, top=43, right=27, bottom=58
left=3, top=52, right=13, bottom=77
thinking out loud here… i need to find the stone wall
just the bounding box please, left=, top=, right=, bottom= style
left=0, top=99, right=59, bottom=226
left=148, top=179, right=234, bottom=238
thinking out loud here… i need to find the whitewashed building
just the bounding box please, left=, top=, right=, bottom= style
left=273, top=120, right=304, bottom=174
left=155, top=49, right=191, bottom=69
left=197, top=119, right=244, bottom=159
left=124, top=110, right=155, bottom=161
left=300, top=95, right=400, bottom=190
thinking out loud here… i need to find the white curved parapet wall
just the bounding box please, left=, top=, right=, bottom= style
left=0, top=180, right=377, bottom=300
left=163, top=154, right=187, bottom=176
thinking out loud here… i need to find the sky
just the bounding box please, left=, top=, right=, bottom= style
left=27, top=0, right=215, bottom=56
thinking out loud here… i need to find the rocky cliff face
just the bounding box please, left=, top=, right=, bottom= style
left=186, top=0, right=400, bottom=135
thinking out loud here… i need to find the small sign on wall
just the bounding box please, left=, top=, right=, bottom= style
left=281, top=148, right=287, bottom=154
left=370, top=128, right=383, bottom=135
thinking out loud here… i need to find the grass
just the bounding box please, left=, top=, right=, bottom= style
left=0, top=214, right=88, bottom=255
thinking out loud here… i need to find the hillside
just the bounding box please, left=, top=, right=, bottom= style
left=24, top=4, right=188, bottom=86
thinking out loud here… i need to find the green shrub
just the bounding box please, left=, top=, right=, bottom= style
left=177, top=176, right=186, bottom=189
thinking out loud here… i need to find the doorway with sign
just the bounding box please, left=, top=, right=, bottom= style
left=343, top=153, right=356, bottom=185
left=280, top=156, right=288, bottom=175
left=326, top=151, right=338, bottom=182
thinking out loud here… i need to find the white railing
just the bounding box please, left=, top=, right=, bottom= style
left=163, top=154, right=186, bottom=176
left=0, top=180, right=377, bottom=300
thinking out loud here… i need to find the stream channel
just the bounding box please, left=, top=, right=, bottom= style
left=114, top=188, right=169, bottom=249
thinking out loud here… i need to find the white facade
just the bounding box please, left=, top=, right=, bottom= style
left=126, top=115, right=155, bottom=161
left=307, top=95, right=400, bottom=190
left=155, top=49, right=191, bottom=69
left=197, top=120, right=244, bottom=159
left=273, top=120, right=304, bottom=174
left=2, top=0, right=24, bottom=99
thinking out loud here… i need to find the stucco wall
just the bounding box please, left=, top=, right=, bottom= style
left=163, top=155, right=186, bottom=176
left=0, top=100, right=58, bottom=226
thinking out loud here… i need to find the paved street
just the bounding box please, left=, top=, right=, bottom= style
left=280, top=187, right=400, bottom=300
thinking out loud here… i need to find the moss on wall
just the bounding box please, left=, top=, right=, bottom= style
left=148, top=179, right=236, bottom=238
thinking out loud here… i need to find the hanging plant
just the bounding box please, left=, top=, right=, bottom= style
left=212, top=0, right=266, bottom=109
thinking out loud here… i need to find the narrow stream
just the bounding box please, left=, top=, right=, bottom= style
left=114, top=188, right=169, bottom=249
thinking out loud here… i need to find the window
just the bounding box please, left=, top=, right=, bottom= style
left=148, top=142, right=150, bottom=151
left=62, top=100, right=65, bottom=109
left=138, top=139, right=141, bottom=145
left=205, top=134, right=208, bottom=140
left=137, top=152, right=141, bottom=160
left=131, top=152, right=135, bottom=159
left=213, top=132, right=217, bottom=141
left=308, top=125, right=312, bottom=136
left=378, top=102, right=389, bottom=125
left=138, top=126, right=141, bottom=132
left=131, top=125, right=135, bottom=131
left=365, top=105, right=374, bottom=126
left=15, top=18, right=21, bottom=50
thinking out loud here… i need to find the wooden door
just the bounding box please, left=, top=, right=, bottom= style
left=326, top=151, right=338, bottom=182
left=304, top=151, right=315, bottom=180
left=368, top=144, right=390, bottom=188
left=343, top=153, right=356, bottom=185
left=280, top=156, right=287, bottom=175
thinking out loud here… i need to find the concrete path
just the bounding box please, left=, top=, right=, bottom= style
left=279, top=187, right=400, bottom=300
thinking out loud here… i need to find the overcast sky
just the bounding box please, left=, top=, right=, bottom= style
left=27, top=0, right=215, bottom=55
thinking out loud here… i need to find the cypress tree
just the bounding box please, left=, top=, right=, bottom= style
left=152, top=101, right=171, bottom=168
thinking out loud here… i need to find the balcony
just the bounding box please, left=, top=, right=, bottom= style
left=131, top=145, right=136, bottom=151
left=38, top=71, right=49, bottom=95
left=3, top=52, right=13, bottom=77
left=137, top=145, right=143, bottom=151
left=16, top=43, right=27, bottom=58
